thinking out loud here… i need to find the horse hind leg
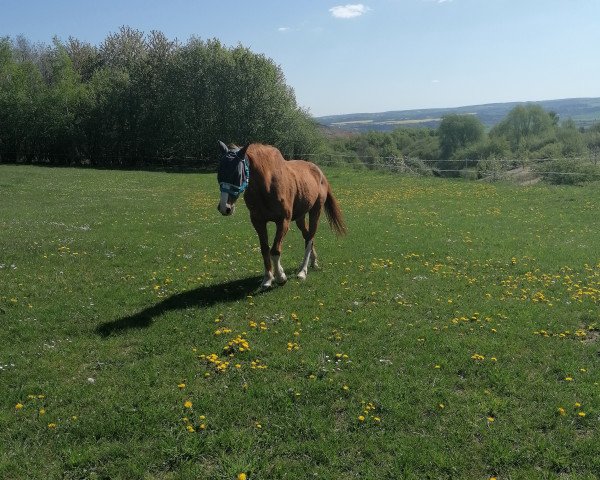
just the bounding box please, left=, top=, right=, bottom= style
left=309, top=242, right=318, bottom=269
left=297, top=240, right=314, bottom=281
left=296, top=209, right=320, bottom=281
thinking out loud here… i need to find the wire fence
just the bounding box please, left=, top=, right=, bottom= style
left=289, top=153, right=600, bottom=182
left=2, top=151, right=600, bottom=182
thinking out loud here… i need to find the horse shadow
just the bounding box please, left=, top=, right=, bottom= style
left=95, top=275, right=264, bottom=337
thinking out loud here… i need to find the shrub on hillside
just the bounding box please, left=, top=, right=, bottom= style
left=534, top=158, right=600, bottom=185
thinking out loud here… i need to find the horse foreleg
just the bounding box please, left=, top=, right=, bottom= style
left=251, top=217, right=274, bottom=288
left=271, top=219, right=290, bottom=285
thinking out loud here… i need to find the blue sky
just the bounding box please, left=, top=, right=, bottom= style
left=2, top=0, right=600, bottom=116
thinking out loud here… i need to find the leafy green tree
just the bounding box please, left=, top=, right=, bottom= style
left=438, top=114, right=484, bottom=159
left=454, top=137, right=510, bottom=161
left=490, top=104, right=554, bottom=152
left=556, top=118, right=586, bottom=158
left=0, top=37, right=44, bottom=160
left=35, top=39, right=89, bottom=164
left=583, top=122, right=600, bottom=164
left=66, top=37, right=102, bottom=82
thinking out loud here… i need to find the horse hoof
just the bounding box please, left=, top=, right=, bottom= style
left=275, top=273, right=287, bottom=285
left=297, top=271, right=307, bottom=281
left=261, top=273, right=274, bottom=289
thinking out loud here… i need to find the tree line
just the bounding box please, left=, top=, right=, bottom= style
left=329, top=105, right=600, bottom=183
left=0, top=28, right=323, bottom=168
left=2, top=29, right=599, bottom=182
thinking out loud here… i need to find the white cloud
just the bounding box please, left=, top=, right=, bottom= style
left=329, top=4, right=370, bottom=19
left=278, top=27, right=290, bottom=32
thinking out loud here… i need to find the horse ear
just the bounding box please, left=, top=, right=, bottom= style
left=238, top=143, right=251, bottom=157
left=218, top=140, right=229, bottom=154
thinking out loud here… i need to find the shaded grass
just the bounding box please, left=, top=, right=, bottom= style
left=1, top=165, right=598, bottom=479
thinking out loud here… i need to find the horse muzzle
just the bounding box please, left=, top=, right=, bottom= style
left=218, top=192, right=236, bottom=216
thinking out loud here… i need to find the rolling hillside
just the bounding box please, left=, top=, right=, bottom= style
left=316, top=97, right=600, bottom=133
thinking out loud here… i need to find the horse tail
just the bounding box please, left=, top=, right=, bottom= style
left=324, top=183, right=347, bottom=236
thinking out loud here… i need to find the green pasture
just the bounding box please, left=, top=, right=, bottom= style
left=0, top=165, right=598, bottom=479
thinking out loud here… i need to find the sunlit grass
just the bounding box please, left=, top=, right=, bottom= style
left=1, top=165, right=598, bottom=479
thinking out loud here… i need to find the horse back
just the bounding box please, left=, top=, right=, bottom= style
left=244, top=144, right=327, bottom=221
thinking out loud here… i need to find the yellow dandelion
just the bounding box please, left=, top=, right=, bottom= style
left=237, top=474, right=247, bottom=480
left=39, top=408, right=46, bottom=416
left=578, top=412, right=586, bottom=418
left=47, top=423, right=57, bottom=429
left=487, top=416, right=495, bottom=423
left=342, top=385, right=349, bottom=391
left=557, top=407, right=566, bottom=416
left=186, top=425, right=195, bottom=432
left=574, top=402, right=582, bottom=408
left=178, top=383, right=186, bottom=389
left=15, top=403, right=24, bottom=410
left=184, top=400, right=193, bottom=408
left=358, top=415, right=365, bottom=422
left=564, top=377, right=573, bottom=382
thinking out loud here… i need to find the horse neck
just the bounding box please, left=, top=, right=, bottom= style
left=247, top=144, right=285, bottom=180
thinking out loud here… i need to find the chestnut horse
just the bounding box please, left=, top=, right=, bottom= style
left=217, top=141, right=346, bottom=288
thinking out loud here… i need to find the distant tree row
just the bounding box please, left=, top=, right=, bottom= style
left=2, top=28, right=599, bottom=181
left=0, top=28, right=324, bottom=167
left=329, top=104, right=600, bottom=181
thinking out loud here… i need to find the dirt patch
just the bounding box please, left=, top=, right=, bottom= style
left=581, top=329, right=600, bottom=344
left=503, top=166, right=542, bottom=185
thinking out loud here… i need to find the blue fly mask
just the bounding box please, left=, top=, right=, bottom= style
left=217, top=141, right=250, bottom=215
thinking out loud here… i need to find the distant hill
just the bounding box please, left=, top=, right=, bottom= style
left=315, top=97, right=600, bottom=133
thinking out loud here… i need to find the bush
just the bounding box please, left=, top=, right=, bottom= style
left=534, top=158, right=600, bottom=185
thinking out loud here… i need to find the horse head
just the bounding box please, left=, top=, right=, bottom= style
left=217, top=141, right=250, bottom=216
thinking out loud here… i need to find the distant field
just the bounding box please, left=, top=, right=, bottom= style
left=1, top=165, right=598, bottom=479
left=331, top=117, right=442, bottom=127
left=317, top=97, right=600, bottom=132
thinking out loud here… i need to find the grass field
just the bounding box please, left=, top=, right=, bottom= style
left=1, top=165, right=599, bottom=479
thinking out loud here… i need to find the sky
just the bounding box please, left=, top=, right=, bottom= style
left=2, top=0, right=600, bottom=117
